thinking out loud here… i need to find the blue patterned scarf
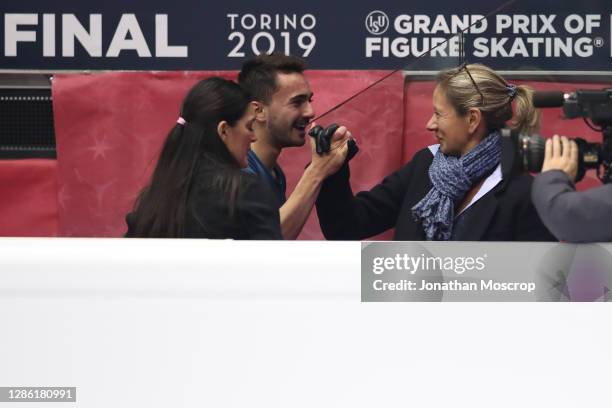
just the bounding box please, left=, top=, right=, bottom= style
left=412, top=131, right=502, bottom=240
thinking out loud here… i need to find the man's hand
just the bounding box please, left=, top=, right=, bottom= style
left=541, top=134, right=578, bottom=182
left=308, top=124, right=352, bottom=179
left=278, top=124, right=353, bottom=239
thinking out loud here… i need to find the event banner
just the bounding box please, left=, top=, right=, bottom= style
left=0, top=0, right=610, bottom=71
left=362, top=242, right=612, bottom=302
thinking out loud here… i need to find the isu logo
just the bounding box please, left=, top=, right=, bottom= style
left=365, top=10, right=389, bottom=35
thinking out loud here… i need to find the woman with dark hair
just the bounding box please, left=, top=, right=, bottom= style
left=316, top=63, right=555, bottom=241
left=126, top=77, right=282, bottom=239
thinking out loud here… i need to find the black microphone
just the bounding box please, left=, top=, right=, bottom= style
left=532, top=91, right=565, bottom=108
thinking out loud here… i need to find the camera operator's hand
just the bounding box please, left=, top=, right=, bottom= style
left=541, top=135, right=578, bottom=182
left=308, top=123, right=352, bottom=179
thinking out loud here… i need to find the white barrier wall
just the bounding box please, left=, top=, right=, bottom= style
left=0, top=239, right=610, bottom=407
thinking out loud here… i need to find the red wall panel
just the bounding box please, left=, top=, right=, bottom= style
left=0, top=159, right=58, bottom=236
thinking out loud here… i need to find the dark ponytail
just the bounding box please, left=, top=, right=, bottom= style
left=130, top=77, right=249, bottom=237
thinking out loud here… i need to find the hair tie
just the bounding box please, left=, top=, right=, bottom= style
left=506, top=84, right=518, bottom=100
left=177, top=117, right=186, bottom=126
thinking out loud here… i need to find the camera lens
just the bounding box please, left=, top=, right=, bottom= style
left=516, top=134, right=546, bottom=173
left=514, top=133, right=601, bottom=182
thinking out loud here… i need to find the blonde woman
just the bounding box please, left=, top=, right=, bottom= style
left=316, top=63, right=554, bottom=241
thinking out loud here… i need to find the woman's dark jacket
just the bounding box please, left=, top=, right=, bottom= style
left=126, top=160, right=282, bottom=239
left=315, top=137, right=555, bottom=241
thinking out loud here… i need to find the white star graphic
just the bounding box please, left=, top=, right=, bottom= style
left=86, top=134, right=113, bottom=160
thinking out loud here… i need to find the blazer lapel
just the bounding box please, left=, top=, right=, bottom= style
left=459, top=193, right=499, bottom=240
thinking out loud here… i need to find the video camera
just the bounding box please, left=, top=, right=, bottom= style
left=512, top=88, right=612, bottom=183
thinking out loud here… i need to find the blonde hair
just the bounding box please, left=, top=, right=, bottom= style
left=436, top=63, right=540, bottom=135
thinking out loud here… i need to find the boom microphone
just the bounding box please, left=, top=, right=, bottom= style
left=532, top=91, right=565, bottom=108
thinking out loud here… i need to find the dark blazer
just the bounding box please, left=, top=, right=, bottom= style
left=316, top=137, right=555, bottom=241
left=126, top=161, right=282, bottom=239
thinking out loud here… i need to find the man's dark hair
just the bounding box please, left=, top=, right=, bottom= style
left=238, top=53, right=306, bottom=104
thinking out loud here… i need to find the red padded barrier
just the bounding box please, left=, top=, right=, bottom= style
left=0, top=159, right=58, bottom=236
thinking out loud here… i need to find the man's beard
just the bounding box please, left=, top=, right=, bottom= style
left=267, top=119, right=306, bottom=149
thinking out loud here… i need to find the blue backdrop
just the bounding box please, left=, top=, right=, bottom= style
left=1, top=0, right=610, bottom=71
